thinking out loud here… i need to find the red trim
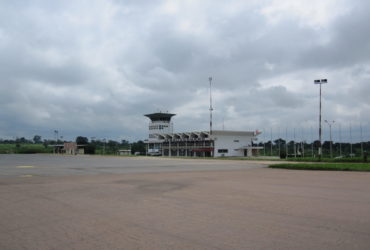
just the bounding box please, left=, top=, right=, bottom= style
left=191, top=147, right=214, bottom=152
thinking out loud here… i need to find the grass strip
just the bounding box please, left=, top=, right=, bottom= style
left=285, top=157, right=366, bottom=163
left=269, top=163, right=370, bottom=171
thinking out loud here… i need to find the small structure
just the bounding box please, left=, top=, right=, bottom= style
left=118, top=149, right=131, bottom=156
left=64, top=142, right=78, bottom=155
left=51, top=142, right=85, bottom=155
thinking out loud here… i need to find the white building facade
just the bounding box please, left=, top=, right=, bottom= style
left=212, top=130, right=260, bottom=157
left=145, top=112, right=262, bottom=157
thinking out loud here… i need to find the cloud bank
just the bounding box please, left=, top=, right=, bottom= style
left=0, top=0, right=369, bottom=142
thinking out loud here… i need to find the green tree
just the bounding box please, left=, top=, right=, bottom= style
left=76, top=136, right=88, bottom=144
left=33, top=135, right=42, bottom=144
left=107, top=140, right=119, bottom=154
left=121, top=140, right=129, bottom=147
left=131, top=140, right=146, bottom=155
left=84, top=144, right=96, bottom=154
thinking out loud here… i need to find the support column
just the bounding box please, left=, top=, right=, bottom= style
left=203, top=140, right=205, bottom=157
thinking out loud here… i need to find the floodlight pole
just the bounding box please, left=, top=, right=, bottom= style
left=350, top=123, right=353, bottom=157
left=360, top=122, right=364, bottom=157
left=325, top=120, right=335, bottom=158
left=285, top=128, right=288, bottom=159
left=209, top=77, right=213, bottom=136
left=209, top=77, right=214, bottom=157
left=314, top=79, right=327, bottom=161
left=54, top=130, right=58, bottom=154
left=311, top=126, right=314, bottom=157
left=338, top=123, right=342, bottom=156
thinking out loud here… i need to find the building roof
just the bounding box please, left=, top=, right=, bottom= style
left=144, top=112, right=176, bottom=122
left=211, top=130, right=256, bottom=136
left=148, top=130, right=258, bottom=142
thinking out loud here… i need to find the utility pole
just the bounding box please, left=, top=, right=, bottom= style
left=293, top=128, right=296, bottom=158
left=301, top=126, right=305, bottom=158
left=270, top=128, right=273, bottom=156
left=339, top=123, right=342, bottom=156
left=278, top=127, right=281, bottom=157
left=350, top=123, right=353, bottom=157
left=314, top=79, right=327, bottom=160
left=285, top=128, right=288, bottom=158
left=325, top=120, right=335, bottom=158
left=263, top=128, right=266, bottom=156
left=54, top=130, right=59, bottom=154
left=102, top=138, right=106, bottom=155
left=310, top=126, right=314, bottom=158
left=209, top=77, right=214, bottom=157
left=360, top=122, right=364, bottom=157
left=209, top=77, right=213, bottom=135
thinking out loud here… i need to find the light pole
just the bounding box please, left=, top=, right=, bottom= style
left=270, top=128, right=273, bottom=156
left=310, top=126, right=314, bottom=157
left=54, top=130, right=59, bottom=154
left=209, top=77, right=214, bottom=157
left=209, top=77, right=213, bottom=135
left=350, top=123, right=353, bottom=157
left=278, top=127, right=281, bottom=157
left=325, top=120, right=335, bottom=158
left=102, top=138, right=106, bottom=155
left=263, top=128, right=266, bottom=156
left=293, top=128, right=296, bottom=158
left=314, top=79, right=327, bottom=160
left=339, top=123, right=342, bottom=156
left=360, top=122, right=364, bottom=157
left=54, top=130, right=58, bottom=143
left=285, top=128, right=288, bottom=158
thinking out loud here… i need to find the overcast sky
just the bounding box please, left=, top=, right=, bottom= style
left=1, top=0, right=369, bottom=142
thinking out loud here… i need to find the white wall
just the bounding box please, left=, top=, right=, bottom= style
left=148, top=121, right=173, bottom=142
left=213, top=134, right=253, bottom=157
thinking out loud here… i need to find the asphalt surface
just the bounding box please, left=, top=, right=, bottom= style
left=0, top=154, right=265, bottom=177
left=1, top=154, right=370, bottom=249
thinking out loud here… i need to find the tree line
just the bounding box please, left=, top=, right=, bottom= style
left=0, top=135, right=146, bottom=155
left=256, top=138, right=369, bottom=158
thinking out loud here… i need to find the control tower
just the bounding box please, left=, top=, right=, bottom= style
left=144, top=112, right=175, bottom=142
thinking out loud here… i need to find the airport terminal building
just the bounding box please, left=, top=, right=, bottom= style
left=145, top=112, right=262, bottom=157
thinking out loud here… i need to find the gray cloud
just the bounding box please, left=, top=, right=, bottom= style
left=0, top=0, right=369, bottom=142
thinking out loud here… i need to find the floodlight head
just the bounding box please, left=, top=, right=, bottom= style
left=314, top=79, right=328, bottom=84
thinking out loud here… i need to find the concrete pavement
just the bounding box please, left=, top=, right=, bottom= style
left=1, top=155, right=370, bottom=249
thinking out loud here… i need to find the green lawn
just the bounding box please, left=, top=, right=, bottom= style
left=285, top=157, right=366, bottom=163
left=269, top=163, right=370, bottom=171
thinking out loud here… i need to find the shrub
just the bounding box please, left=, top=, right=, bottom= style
left=280, top=151, right=287, bottom=159
left=84, top=144, right=96, bottom=154
left=17, top=147, right=42, bottom=154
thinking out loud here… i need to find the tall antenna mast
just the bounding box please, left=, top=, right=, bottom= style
left=209, top=77, right=213, bottom=135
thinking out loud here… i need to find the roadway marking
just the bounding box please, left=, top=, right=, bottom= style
left=16, top=166, right=34, bottom=168
left=20, top=175, right=33, bottom=178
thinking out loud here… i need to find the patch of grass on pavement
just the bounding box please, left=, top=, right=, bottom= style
left=269, top=163, right=370, bottom=171
left=286, top=157, right=365, bottom=163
